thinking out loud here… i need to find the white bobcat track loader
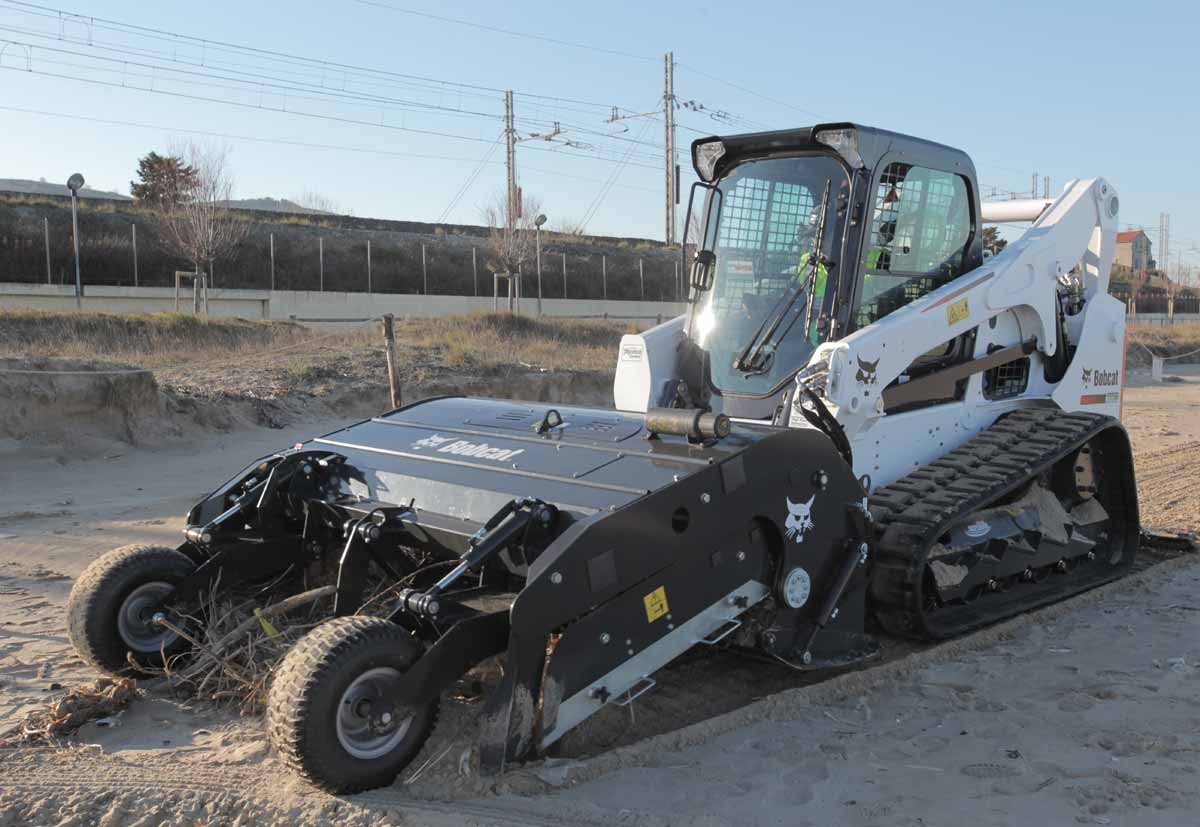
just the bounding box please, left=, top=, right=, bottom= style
left=66, top=122, right=1139, bottom=793
left=617, top=123, right=1137, bottom=640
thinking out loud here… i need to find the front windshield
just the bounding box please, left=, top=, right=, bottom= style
left=691, top=154, right=850, bottom=396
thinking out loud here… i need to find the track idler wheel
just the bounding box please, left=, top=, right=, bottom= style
left=266, top=616, right=439, bottom=794
left=66, top=544, right=197, bottom=674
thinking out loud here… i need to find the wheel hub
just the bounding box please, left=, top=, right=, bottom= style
left=116, top=581, right=179, bottom=653
left=336, top=667, right=413, bottom=760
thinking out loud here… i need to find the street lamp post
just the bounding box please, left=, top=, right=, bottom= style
left=67, top=173, right=85, bottom=309
left=534, top=213, right=547, bottom=316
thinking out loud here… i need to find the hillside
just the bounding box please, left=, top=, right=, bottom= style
left=0, top=178, right=131, bottom=201
left=0, top=192, right=681, bottom=301
left=222, top=197, right=332, bottom=214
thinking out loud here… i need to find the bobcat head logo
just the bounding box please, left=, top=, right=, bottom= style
left=785, top=495, right=816, bottom=543
left=412, top=434, right=454, bottom=450
left=1081, top=367, right=1093, bottom=386
left=856, top=356, right=879, bottom=386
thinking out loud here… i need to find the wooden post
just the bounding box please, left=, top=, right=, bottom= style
left=44, top=217, right=51, bottom=284
left=269, top=232, right=275, bottom=291
left=367, top=239, right=372, bottom=293
left=639, top=257, right=644, bottom=300
left=319, top=237, right=324, bottom=292
left=132, top=223, right=138, bottom=287
left=421, top=243, right=428, bottom=294
left=382, top=314, right=402, bottom=409
left=562, top=252, right=567, bottom=298
left=602, top=255, right=607, bottom=300
left=472, top=247, right=478, bottom=296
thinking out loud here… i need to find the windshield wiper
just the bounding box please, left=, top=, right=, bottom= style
left=733, top=180, right=833, bottom=375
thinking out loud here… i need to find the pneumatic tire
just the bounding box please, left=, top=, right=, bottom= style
left=266, top=616, right=439, bottom=794
left=66, top=544, right=197, bottom=674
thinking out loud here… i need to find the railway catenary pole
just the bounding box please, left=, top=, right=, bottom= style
left=663, top=52, right=677, bottom=245
left=505, top=90, right=517, bottom=234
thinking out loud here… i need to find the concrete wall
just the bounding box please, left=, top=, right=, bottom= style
left=0, top=283, right=685, bottom=324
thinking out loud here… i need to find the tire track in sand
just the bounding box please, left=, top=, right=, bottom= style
left=1134, top=440, right=1200, bottom=532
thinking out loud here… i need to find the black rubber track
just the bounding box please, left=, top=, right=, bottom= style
left=266, top=616, right=440, bottom=794
left=65, top=544, right=196, bottom=674
left=868, top=408, right=1140, bottom=640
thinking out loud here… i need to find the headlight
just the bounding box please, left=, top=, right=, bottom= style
left=814, top=128, right=863, bottom=169
left=693, top=140, right=726, bottom=182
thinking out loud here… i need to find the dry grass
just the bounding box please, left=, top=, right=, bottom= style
left=0, top=677, right=140, bottom=746
left=147, top=561, right=456, bottom=714
left=0, top=309, right=309, bottom=366
left=0, top=309, right=631, bottom=381
left=393, top=313, right=634, bottom=374
left=1129, top=322, right=1200, bottom=364
left=150, top=576, right=337, bottom=713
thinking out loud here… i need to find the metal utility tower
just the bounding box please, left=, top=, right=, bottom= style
left=1159, top=213, right=1170, bottom=275
left=505, top=90, right=518, bottom=230
left=663, top=52, right=677, bottom=245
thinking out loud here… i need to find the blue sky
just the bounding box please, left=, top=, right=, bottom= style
left=1, top=0, right=1196, bottom=271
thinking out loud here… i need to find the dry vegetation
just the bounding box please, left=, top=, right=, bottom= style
left=0, top=677, right=140, bottom=746
left=0, top=309, right=632, bottom=404
left=391, top=312, right=633, bottom=374
left=1128, top=322, right=1200, bottom=365
left=8, top=309, right=1198, bottom=389
left=0, top=309, right=308, bottom=366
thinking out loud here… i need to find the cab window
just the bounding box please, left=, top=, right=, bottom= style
left=857, top=163, right=972, bottom=328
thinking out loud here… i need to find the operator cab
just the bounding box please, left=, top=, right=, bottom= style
left=681, top=123, right=985, bottom=420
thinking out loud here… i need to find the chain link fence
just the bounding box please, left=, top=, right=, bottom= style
left=0, top=197, right=685, bottom=302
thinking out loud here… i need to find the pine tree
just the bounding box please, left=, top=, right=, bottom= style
left=131, top=152, right=199, bottom=207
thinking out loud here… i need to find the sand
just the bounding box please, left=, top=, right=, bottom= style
left=1, top=366, right=1198, bottom=825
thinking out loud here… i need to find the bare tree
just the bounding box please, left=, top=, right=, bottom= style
left=291, top=190, right=342, bottom=215
left=552, top=216, right=588, bottom=237
left=480, top=189, right=542, bottom=276
left=156, top=142, right=248, bottom=283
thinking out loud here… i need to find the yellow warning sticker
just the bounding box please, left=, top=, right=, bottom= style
left=643, top=586, right=669, bottom=623
left=946, top=296, right=970, bottom=325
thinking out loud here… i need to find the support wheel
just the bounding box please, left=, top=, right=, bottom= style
left=66, top=544, right=197, bottom=674
left=266, top=616, right=439, bottom=794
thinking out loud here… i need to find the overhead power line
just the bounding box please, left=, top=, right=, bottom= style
left=0, top=104, right=662, bottom=192
left=580, top=107, right=658, bottom=230
left=344, top=0, right=822, bottom=127
left=674, top=61, right=823, bottom=120
left=0, top=33, right=664, bottom=166
left=0, top=27, right=670, bottom=162
left=439, top=133, right=503, bottom=222
left=0, top=0, right=638, bottom=113
left=349, top=0, right=659, bottom=63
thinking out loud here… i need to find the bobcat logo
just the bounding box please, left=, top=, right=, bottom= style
left=856, top=356, right=879, bottom=386
left=1081, top=367, right=1119, bottom=388
left=784, top=495, right=816, bottom=543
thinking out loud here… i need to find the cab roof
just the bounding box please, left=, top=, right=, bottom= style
left=692, top=122, right=977, bottom=183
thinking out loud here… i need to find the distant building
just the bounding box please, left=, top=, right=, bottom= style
left=1115, top=229, right=1153, bottom=272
